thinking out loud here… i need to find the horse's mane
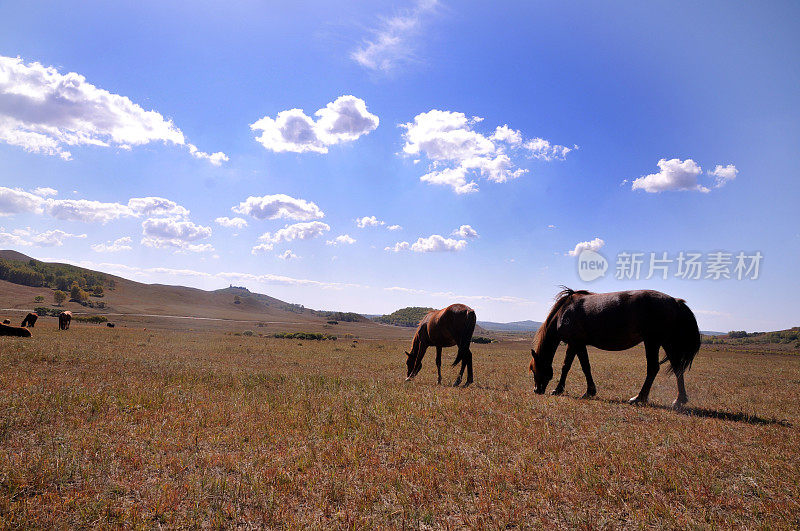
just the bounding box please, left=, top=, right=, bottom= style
left=533, top=286, right=592, bottom=353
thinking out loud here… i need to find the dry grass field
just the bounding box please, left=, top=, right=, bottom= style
left=1, top=323, right=799, bottom=528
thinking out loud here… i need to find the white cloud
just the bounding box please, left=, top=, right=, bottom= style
left=632, top=158, right=709, bottom=193
left=277, top=249, right=299, bottom=260
left=91, top=236, right=133, bottom=253
left=387, top=224, right=402, bottom=231
left=257, top=221, right=330, bottom=246
left=708, top=164, right=738, bottom=188
left=46, top=198, right=134, bottom=224
left=411, top=234, right=467, bottom=252
left=351, top=0, right=438, bottom=73
left=250, top=243, right=274, bottom=255
left=355, top=215, right=385, bottom=228
left=0, top=187, right=46, bottom=215
left=215, top=216, right=248, bottom=229
left=233, top=194, right=324, bottom=221
left=451, top=224, right=479, bottom=239
left=0, top=55, right=226, bottom=164
left=251, top=95, right=378, bottom=153
left=384, top=241, right=410, bottom=252
left=127, top=197, right=189, bottom=218
left=384, top=285, right=535, bottom=305
left=31, top=187, right=58, bottom=197
left=0, top=226, right=86, bottom=247
left=567, top=237, right=605, bottom=256
left=401, top=109, right=572, bottom=194
left=326, top=234, right=356, bottom=246
left=141, top=218, right=213, bottom=252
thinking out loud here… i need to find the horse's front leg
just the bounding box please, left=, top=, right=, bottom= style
left=435, top=346, right=442, bottom=385
left=552, top=347, right=577, bottom=395
left=629, top=341, right=659, bottom=405
left=576, top=346, right=597, bottom=398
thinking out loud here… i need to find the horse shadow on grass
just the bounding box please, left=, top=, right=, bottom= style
left=594, top=396, right=792, bottom=427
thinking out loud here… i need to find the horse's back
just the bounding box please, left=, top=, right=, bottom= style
left=424, top=304, right=475, bottom=346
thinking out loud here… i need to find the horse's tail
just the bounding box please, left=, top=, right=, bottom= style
left=452, top=308, right=477, bottom=367
left=664, top=298, right=701, bottom=375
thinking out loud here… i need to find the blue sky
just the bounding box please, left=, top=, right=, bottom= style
left=0, top=1, right=798, bottom=330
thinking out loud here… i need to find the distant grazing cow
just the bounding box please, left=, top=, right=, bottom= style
left=21, top=313, right=38, bottom=328
left=59, top=311, right=72, bottom=330
left=0, top=323, right=32, bottom=337
left=2, top=319, right=9, bottom=325
left=106, top=322, right=115, bottom=328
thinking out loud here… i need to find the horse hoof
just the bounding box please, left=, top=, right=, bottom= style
left=452, top=380, right=461, bottom=387
left=462, top=380, right=473, bottom=388
left=672, top=398, right=688, bottom=409
left=580, top=391, right=595, bottom=399
left=551, top=388, right=564, bottom=396
left=628, top=396, right=647, bottom=406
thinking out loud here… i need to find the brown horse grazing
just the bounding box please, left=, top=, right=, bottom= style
left=0, top=323, right=32, bottom=337
left=405, top=304, right=477, bottom=387
left=529, top=288, right=700, bottom=408
left=59, top=311, right=72, bottom=330
left=21, top=313, right=38, bottom=327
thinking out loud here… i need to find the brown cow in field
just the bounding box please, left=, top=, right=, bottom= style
left=21, top=313, right=38, bottom=327
left=0, top=323, right=32, bottom=337
left=59, top=311, right=72, bottom=330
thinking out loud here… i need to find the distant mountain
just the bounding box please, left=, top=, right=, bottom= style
left=478, top=320, right=542, bottom=332
left=701, top=330, right=726, bottom=336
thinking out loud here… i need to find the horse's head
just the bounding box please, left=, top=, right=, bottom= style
left=404, top=351, right=420, bottom=380
left=529, top=348, right=553, bottom=394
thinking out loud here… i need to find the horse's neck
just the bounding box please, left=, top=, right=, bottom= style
left=539, top=320, right=561, bottom=361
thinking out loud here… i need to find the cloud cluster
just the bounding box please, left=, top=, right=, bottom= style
left=252, top=221, right=330, bottom=253
left=251, top=96, right=378, bottom=153
left=632, top=159, right=737, bottom=193
left=91, top=236, right=132, bottom=253
left=451, top=224, right=478, bottom=239
left=386, top=234, right=467, bottom=253
left=215, top=216, right=248, bottom=229
left=0, top=226, right=86, bottom=247
left=141, top=218, right=213, bottom=253
left=326, top=234, right=356, bottom=246
left=0, top=55, right=226, bottom=164
left=233, top=194, right=324, bottom=221
left=567, top=237, right=605, bottom=256
left=401, top=110, right=573, bottom=194
left=351, top=0, right=438, bottom=73
left=277, top=249, right=299, bottom=261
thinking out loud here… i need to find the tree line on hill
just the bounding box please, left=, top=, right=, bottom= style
left=0, top=258, right=109, bottom=292
left=374, top=307, right=435, bottom=327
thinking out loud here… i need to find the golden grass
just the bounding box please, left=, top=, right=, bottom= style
left=1, top=325, right=799, bottom=528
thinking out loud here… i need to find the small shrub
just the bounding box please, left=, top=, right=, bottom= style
left=471, top=336, right=494, bottom=344
left=74, top=315, right=108, bottom=324
left=243, top=330, right=254, bottom=336
left=327, top=320, right=339, bottom=325
left=34, top=295, right=45, bottom=303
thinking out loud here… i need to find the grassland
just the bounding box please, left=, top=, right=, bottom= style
left=1, top=321, right=799, bottom=528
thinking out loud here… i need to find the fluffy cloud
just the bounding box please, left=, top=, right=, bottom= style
left=31, top=187, right=57, bottom=197
left=387, top=224, right=402, bottom=231
left=277, top=249, right=299, bottom=260
left=46, top=198, right=134, bottom=224
left=708, top=164, right=738, bottom=188
left=233, top=194, right=324, bottom=221
left=401, top=110, right=573, bottom=194
left=351, top=0, right=438, bottom=73
left=355, top=215, right=384, bottom=228
left=215, top=216, right=248, bottom=229
left=451, top=224, right=478, bottom=239
left=411, top=234, right=467, bottom=252
left=326, top=234, right=356, bottom=246
left=0, top=55, right=226, bottom=164
left=141, top=218, right=213, bottom=252
left=91, top=236, right=133, bottom=253
left=0, top=187, right=45, bottom=215
left=567, top=237, right=605, bottom=256
left=0, top=226, right=86, bottom=247
left=631, top=158, right=737, bottom=193
left=127, top=197, right=189, bottom=218
left=250, top=95, right=378, bottom=153
left=257, top=221, right=330, bottom=247
left=384, top=241, right=410, bottom=252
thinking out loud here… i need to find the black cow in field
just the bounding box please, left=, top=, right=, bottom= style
left=107, top=322, right=115, bottom=328
left=0, top=323, right=32, bottom=337
left=21, top=313, right=38, bottom=328
left=59, top=311, right=72, bottom=330
left=2, top=319, right=10, bottom=325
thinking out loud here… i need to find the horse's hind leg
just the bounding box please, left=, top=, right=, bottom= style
left=464, top=348, right=473, bottom=387
left=629, top=341, right=660, bottom=405
left=576, top=346, right=597, bottom=398
left=673, top=369, right=688, bottom=408
left=453, top=346, right=472, bottom=387
left=436, top=346, right=442, bottom=385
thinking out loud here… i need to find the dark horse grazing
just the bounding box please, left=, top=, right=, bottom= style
left=405, top=304, right=477, bottom=387
left=21, top=313, right=38, bottom=327
left=0, top=323, right=32, bottom=337
left=59, top=311, right=72, bottom=330
left=529, top=288, right=700, bottom=408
